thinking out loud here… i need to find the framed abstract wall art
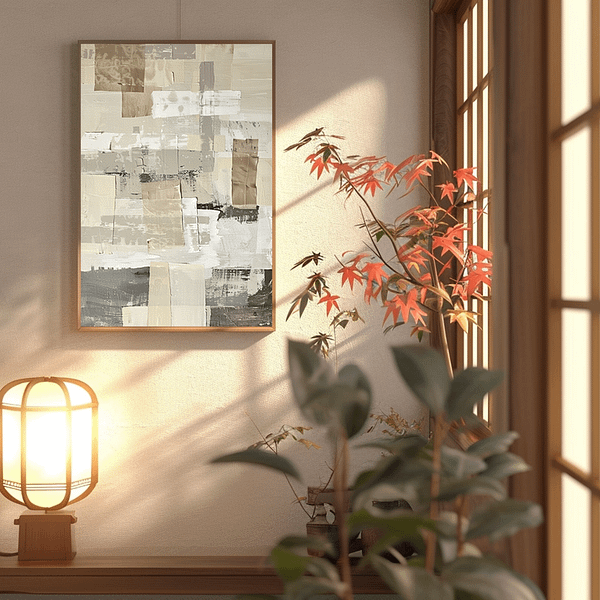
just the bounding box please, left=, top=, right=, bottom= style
left=79, top=41, right=274, bottom=330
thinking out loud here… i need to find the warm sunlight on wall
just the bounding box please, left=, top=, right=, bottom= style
left=0, top=0, right=429, bottom=556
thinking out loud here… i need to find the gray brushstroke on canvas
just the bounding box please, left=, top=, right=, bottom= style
left=81, top=267, right=149, bottom=327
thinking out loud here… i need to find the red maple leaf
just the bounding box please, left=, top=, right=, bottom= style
left=338, top=263, right=364, bottom=291
left=461, top=262, right=492, bottom=297
left=318, top=290, right=341, bottom=316
left=305, top=154, right=330, bottom=179
left=362, top=176, right=384, bottom=197
left=383, top=294, right=405, bottom=325
left=331, top=161, right=355, bottom=183
left=397, top=245, right=428, bottom=273
left=361, top=262, right=387, bottom=303
left=429, top=150, right=449, bottom=169
left=467, top=244, right=493, bottom=261
left=404, top=161, right=432, bottom=187
left=384, top=288, right=427, bottom=326
left=432, top=224, right=468, bottom=264
left=350, top=170, right=384, bottom=197
left=437, top=181, right=457, bottom=202
left=454, top=167, right=478, bottom=190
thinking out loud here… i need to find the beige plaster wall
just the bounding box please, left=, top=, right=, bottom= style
left=0, top=0, right=429, bottom=555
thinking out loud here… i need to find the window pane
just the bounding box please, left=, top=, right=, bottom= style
left=463, top=17, right=469, bottom=102
left=562, top=0, right=591, bottom=124
left=472, top=4, right=478, bottom=87
left=482, top=0, right=489, bottom=77
left=482, top=85, right=489, bottom=190
left=561, top=126, right=591, bottom=300
left=562, top=474, right=591, bottom=600
left=562, top=309, right=591, bottom=472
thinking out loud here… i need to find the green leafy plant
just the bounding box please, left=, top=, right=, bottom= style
left=285, top=128, right=491, bottom=374
left=212, top=341, right=545, bottom=600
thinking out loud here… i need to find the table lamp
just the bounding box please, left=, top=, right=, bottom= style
left=0, top=377, right=98, bottom=561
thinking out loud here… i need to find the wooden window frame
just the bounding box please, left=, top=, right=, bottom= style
left=433, top=0, right=548, bottom=593
left=547, top=1, right=600, bottom=599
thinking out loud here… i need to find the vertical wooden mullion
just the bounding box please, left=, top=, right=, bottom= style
left=457, top=14, right=466, bottom=370
left=590, top=3, right=600, bottom=598
left=477, top=0, right=485, bottom=370
left=546, top=0, right=563, bottom=597
left=466, top=6, right=474, bottom=371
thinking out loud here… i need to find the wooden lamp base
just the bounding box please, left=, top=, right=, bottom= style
left=14, top=510, right=77, bottom=561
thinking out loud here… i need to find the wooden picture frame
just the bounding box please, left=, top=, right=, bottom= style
left=79, top=41, right=275, bottom=331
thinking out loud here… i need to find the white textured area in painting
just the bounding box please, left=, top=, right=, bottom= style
left=257, top=159, right=272, bottom=206
left=199, top=91, right=242, bottom=115
left=81, top=132, right=115, bottom=152
left=148, top=261, right=171, bottom=326
left=81, top=174, right=115, bottom=227
left=169, top=263, right=206, bottom=326
left=150, top=90, right=242, bottom=118
left=122, top=306, right=149, bottom=327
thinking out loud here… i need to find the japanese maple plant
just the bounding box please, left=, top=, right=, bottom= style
left=285, top=127, right=491, bottom=375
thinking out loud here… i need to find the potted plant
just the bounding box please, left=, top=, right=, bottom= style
left=213, top=340, right=545, bottom=600
left=284, top=128, right=491, bottom=375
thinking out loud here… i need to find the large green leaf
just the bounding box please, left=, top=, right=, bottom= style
left=441, top=446, right=487, bottom=479
left=442, top=557, right=546, bottom=600
left=352, top=455, right=433, bottom=509
left=337, top=364, right=372, bottom=438
left=437, top=476, right=506, bottom=503
left=284, top=576, right=348, bottom=600
left=391, top=345, right=451, bottom=415
left=349, top=509, right=432, bottom=560
left=210, top=448, right=301, bottom=480
left=276, top=535, right=334, bottom=557
left=270, top=546, right=312, bottom=582
left=287, top=339, right=334, bottom=408
left=282, top=556, right=348, bottom=600
left=371, top=557, right=454, bottom=600
left=304, top=380, right=371, bottom=439
left=466, top=432, right=519, bottom=458
left=466, top=499, right=544, bottom=542
left=482, top=452, right=531, bottom=480
left=357, top=433, right=429, bottom=457
left=288, top=340, right=371, bottom=439
left=446, top=368, right=504, bottom=421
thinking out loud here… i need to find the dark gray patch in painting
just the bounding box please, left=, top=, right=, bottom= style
left=82, top=148, right=215, bottom=200
left=145, top=44, right=172, bottom=59
left=206, top=268, right=272, bottom=327
left=199, top=62, right=215, bottom=92
left=196, top=202, right=259, bottom=223
left=172, top=44, right=196, bottom=59
left=209, top=306, right=272, bottom=328
left=81, top=267, right=149, bottom=327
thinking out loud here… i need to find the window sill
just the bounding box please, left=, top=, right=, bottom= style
left=0, top=555, right=393, bottom=595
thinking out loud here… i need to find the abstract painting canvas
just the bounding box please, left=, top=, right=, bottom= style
left=79, top=41, right=274, bottom=330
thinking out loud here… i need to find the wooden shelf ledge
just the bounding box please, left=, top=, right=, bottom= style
left=0, top=555, right=394, bottom=595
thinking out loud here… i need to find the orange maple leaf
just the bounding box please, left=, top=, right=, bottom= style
left=305, top=154, right=330, bottom=179
left=432, top=224, right=468, bottom=264
left=385, top=288, right=427, bottom=326
left=361, top=261, right=387, bottom=304
left=338, top=263, right=364, bottom=291
left=404, top=162, right=432, bottom=187
left=331, top=161, right=355, bottom=183
left=318, top=291, right=341, bottom=316
left=461, top=262, right=492, bottom=297
left=437, top=181, right=457, bottom=202
left=454, top=167, right=478, bottom=190
left=467, top=244, right=493, bottom=261
left=383, top=294, right=405, bottom=325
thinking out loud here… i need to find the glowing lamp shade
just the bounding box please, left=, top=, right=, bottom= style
left=0, top=377, right=98, bottom=511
